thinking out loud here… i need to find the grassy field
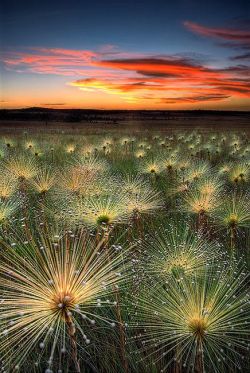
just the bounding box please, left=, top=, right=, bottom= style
left=0, top=125, right=249, bottom=373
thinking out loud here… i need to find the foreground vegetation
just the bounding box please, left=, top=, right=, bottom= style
left=0, top=129, right=249, bottom=373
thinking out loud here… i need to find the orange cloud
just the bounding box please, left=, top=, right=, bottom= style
left=87, top=57, right=250, bottom=101
left=70, top=78, right=168, bottom=92
left=1, top=46, right=250, bottom=108
left=95, top=57, right=223, bottom=79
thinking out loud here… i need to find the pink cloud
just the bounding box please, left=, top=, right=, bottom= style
left=1, top=46, right=250, bottom=105
left=184, top=21, right=250, bottom=43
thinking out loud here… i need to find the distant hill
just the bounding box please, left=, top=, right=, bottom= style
left=0, top=108, right=250, bottom=124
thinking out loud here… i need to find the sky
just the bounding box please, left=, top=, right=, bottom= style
left=0, top=0, right=250, bottom=110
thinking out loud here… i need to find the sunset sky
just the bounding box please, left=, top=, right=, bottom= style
left=1, top=0, right=250, bottom=110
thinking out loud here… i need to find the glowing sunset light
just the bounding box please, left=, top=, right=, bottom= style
left=1, top=0, right=249, bottom=110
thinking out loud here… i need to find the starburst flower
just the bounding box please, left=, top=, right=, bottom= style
left=135, top=150, right=145, bottom=159
left=139, top=158, right=162, bottom=176
left=82, top=176, right=116, bottom=198
left=121, top=175, right=150, bottom=195
left=3, top=138, right=15, bottom=148
left=138, top=141, right=147, bottom=149
left=66, top=144, right=76, bottom=153
left=59, top=163, right=113, bottom=198
left=218, top=162, right=233, bottom=176
left=0, top=228, right=130, bottom=371
left=79, top=144, right=96, bottom=157
left=31, top=167, right=56, bottom=195
left=120, top=137, right=130, bottom=146
left=211, top=192, right=250, bottom=249
left=0, top=170, right=17, bottom=200
left=145, top=223, right=217, bottom=279
left=102, top=138, right=113, bottom=148
left=4, top=154, right=38, bottom=182
left=125, top=187, right=163, bottom=217
left=59, top=165, right=86, bottom=195
left=0, top=198, right=19, bottom=225
left=229, top=162, right=249, bottom=184
left=69, top=195, right=129, bottom=229
left=168, top=180, right=190, bottom=197
left=212, top=192, right=250, bottom=231
left=196, top=176, right=224, bottom=197
left=184, top=161, right=210, bottom=183
left=230, top=138, right=241, bottom=149
left=30, top=146, right=44, bottom=157
left=76, top=156, right=109, bottom=179
left=176, top=158, right=191, bottom=173
left=135, top=267, right=249, bottom=372
left=161, top=154, right=178, bottom=172
left=242, top=145, right=250, bottom=157
left=25, top=140, right=36, bottom=150
left=182, top=188, right=220, bottom=216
